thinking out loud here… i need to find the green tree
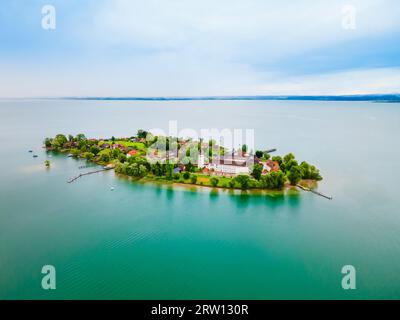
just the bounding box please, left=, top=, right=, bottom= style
left=139, top=165, right=148, bottom=177
left=272, top=156, right=282, bottom=165
left=300, top=161, right=323, bottom=181
left=166, top=164, right=174, bottom=180
left=100, top=153, right=110, bottom=163
left=151, top=162, right=163, bottom=176
left=82, top=152, right=94, bottom=160
left=210, top=177, right=219, bottom=187
left=118, top=153, right=127, bottom=163
left=228, top=179, right=236, bottom=188
left=111, top=148, right=121, bottom=159
left=137, top=130, right=148, bottom=139
left=283, top=153, right=295, bottom=164
left=44, top=138, right=53, bottom=148
left=251, top=163, right=263, bottom=180
left=115, top=162, right=128, bottom=175
left=241, top=144, right=248, bottom=154
left=190, top=175, right=198, bottom=184
left=261, top=171, right=286, bottom=189
left=90, top=145, right=100, bottom=155
left=287, top=165, right=303, bottom=186
left=75, top=133, right=86, bottom=142
left=183, top=171, right=190, bottom=180
left=78, top=139, right=88, bottom=150
left=300, top=161, right=311, bottom=178
left=70, top=148, right=80, bottom=158
left=285, top=159, right=298, bottom=172
left=255, top=150, right=263, bottom=158
left=234, top=175, right=250, bottom=189
left=52, top=134, right=68, bottom=149
left=185, top=161, right=194, bottom=172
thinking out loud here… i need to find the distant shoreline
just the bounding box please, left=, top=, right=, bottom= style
left=60, top=94, right=400, bottom=102
left=2, top=94, right=400, bottom=103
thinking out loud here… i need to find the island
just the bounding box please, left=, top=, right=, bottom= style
left=44, top=131, right=323, bottom=192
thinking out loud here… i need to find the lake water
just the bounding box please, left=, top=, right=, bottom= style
left=0, top=99, right=399, bottom=299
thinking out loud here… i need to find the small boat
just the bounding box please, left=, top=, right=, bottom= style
left=33, top=155, right=38, bottom=158
left=110, top=187, right=115, bottom=191
left=28, top=150, right=33, bottom=153
left=67, top=154, right=73, bottom=157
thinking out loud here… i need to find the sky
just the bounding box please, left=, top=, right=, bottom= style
left=0, top=0, right=399, bottom=97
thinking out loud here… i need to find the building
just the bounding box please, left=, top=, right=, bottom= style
left=260, top=160, right=280, bottom=174
left=127, top=150, right=138, bottom=157
left=198, top=154, right=251, bottom=175
left=173, top=167, right=182, bottom=174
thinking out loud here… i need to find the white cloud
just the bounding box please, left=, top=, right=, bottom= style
left=85, top=0, right=400, bottom=59
left=1, top=0, right=400, bottom=97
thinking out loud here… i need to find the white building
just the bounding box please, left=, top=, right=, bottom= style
left=198, top=154, right=251, bottom=175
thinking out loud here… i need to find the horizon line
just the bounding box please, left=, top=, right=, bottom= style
left=1, top=93, right=400, bottom=102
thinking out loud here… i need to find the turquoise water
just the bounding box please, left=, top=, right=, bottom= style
left=0, top=99, right=400, bottom=299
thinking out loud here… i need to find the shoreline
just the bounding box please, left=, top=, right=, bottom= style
left=114, top=172, right=308, bottom=196
left=48, top=151, right=319, bottom=195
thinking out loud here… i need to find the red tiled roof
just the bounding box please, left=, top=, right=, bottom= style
left=128, top=150, right=138, bottom=156
left=266, top=160, right=280, bottom=171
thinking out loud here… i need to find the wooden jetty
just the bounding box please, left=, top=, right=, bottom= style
left=67, top=168, right=111, bottom=183
left=296, top=184, right=332, bottom=200
left=78, top=165, right=97, bottom=169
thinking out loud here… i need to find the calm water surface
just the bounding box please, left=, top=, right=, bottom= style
left=0, top=99, right=399, bottom=299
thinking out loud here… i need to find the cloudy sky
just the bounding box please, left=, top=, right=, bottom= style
left=0, top=0, right=399, bottom=97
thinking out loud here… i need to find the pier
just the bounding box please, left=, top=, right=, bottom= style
left=78, top=164, right=97, bottom=169
left=296, top=184, right=332, bottom=200
left=67, top=168, right=111, bottom=183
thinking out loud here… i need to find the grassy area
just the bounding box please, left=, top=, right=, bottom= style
left=182, top=173, right=240, bottom=188
left=115, top=140, right=146, bottom=150
left=98, top=149, right=111, bottom=156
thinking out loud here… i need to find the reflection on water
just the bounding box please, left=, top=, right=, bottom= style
left=235, top=192, right=251, bottom=210
left=264, top=193, right=286, bottom=210
left=209, top=189, right=219, bottom=201
left=287, top=192, right=302, bottom=208
left=18, top=163, right=47, bottom=174
left=115, top=174, right=305, bottom=212
left=165, top=186, right=175, bottom=201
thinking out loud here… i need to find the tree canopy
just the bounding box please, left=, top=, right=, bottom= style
left=251, top=163, right=263, bottom=180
